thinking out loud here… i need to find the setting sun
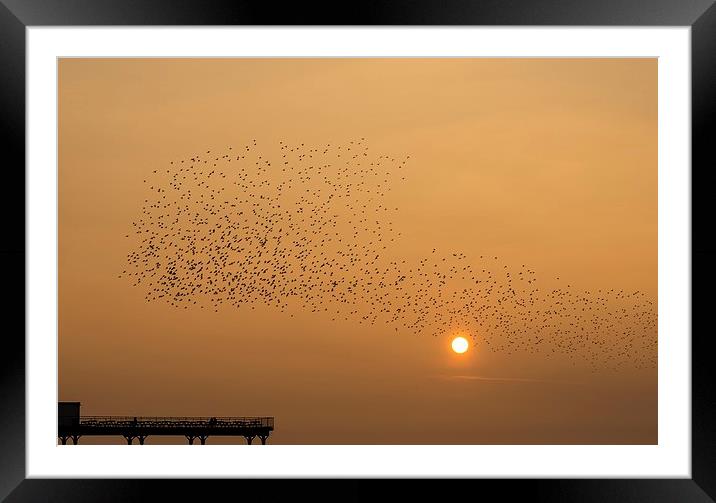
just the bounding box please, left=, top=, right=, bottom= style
left=451, top=336, right=469, bottom=354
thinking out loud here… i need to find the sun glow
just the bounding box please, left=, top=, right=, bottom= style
left=451, top=336, right=469, bottom=354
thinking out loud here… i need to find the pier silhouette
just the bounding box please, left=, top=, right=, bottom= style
left=58, top=402, right=273, bottom=445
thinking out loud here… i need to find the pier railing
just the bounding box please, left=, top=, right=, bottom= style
left=79, top=416, right=274, bottom=429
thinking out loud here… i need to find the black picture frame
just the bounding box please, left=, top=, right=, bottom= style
left=2, top=1, right=713, bottom=501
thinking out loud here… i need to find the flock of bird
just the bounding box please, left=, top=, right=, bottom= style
left=119, top=139, right=657, bottom=370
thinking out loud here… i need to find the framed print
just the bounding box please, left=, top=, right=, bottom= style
left=2, top=0, right=715, bottom=501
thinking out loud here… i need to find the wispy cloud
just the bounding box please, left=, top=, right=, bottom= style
left=434, top=374, right=581, bottom=385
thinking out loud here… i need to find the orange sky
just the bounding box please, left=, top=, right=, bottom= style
left=58, top=58, right=657, bottom=444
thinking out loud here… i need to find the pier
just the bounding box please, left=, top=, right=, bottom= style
left=58, top=402, right=274, bottom=445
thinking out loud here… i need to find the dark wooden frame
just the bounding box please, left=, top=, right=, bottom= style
left=2, top=1, right=713, bottom=501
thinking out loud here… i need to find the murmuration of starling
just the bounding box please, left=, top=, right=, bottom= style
left=120, top=139, right=657, bottom=371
